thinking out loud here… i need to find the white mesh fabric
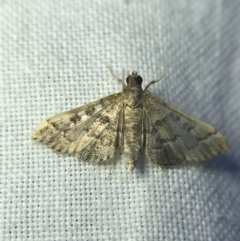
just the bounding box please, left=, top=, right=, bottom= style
left=1, top=0, right=240, bottom=240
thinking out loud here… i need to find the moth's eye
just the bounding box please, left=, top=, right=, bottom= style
left=136, top=76, right=143, bottom=85
left=126, top=76, right=130, bottom=84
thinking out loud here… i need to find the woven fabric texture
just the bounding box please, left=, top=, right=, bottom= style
left=1, top=0, right=240, bottom=240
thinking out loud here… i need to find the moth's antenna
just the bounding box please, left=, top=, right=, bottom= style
left=107, top=65, right=126, bottom=87
left=144, top=72, right=168, bottom=91
left=122, top=69, right=125, bottom=84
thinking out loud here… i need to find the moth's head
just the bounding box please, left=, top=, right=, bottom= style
left=126, top=71, right=143, bottom=87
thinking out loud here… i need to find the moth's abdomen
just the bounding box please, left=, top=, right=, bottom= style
left=123, top=106, right=143, bottom=171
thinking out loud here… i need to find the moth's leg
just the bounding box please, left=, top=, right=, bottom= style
left=105, top=105, right=125, bottom=177
left=106, top=142, right=126, bottom=179
left=141, top=106, right=147, bottom=148
left=107, top=65, right=126, bottom=87
left=118, top=105, right=125, bottom=150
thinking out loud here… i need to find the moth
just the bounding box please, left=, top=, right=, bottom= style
left=32, top=70, right=230, bottom=171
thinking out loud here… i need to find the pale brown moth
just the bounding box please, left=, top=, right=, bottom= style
left=32, top=70, right=230, bottom=171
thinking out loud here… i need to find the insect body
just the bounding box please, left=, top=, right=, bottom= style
left=32, top=71, right=230, bottom=171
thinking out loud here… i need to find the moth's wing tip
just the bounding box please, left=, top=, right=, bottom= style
left=31, top=128, right=40, bottom=140
left=31, top=120, right=49, bottom=140
left=31, top=132, right=37, bottom=140
left=215, top=131, right=231, bottom=153
left=222, top=140, right=231, bottom=153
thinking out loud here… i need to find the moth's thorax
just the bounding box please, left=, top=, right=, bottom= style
left=123, top=86, right=144, bottom=108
